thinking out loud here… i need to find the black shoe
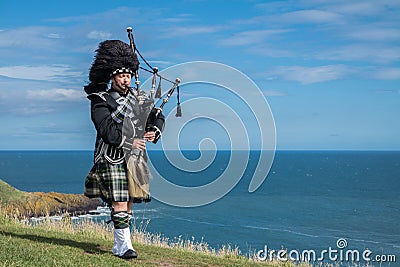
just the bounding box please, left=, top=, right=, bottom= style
left=119, top=249, right=138, bottom=259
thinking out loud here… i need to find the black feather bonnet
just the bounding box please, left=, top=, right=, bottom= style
left=84, top=40, right=139, bottom=94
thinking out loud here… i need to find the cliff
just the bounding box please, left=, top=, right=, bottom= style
left=0, top=179, right=102, bottom=218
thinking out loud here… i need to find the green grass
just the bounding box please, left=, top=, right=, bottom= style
left=0, top=180, right=25, bottom=204
left=0, top=212, right=309, bottom=267
left=0, top=180, right=309, bottom=266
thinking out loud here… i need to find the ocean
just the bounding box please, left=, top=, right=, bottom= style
left=1, top=150, right=399, bottom=265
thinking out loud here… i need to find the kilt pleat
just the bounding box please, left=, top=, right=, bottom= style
left=84, top=158, right=129, bottom=204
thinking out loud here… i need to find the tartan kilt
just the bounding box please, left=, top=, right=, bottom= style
left=84, top=158, right=129, bottom=205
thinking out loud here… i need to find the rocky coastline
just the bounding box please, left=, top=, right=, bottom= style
left=0, top=179, right=102, bottom=218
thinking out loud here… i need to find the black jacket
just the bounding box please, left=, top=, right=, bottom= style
left=89, top=91, right=123, bottom=147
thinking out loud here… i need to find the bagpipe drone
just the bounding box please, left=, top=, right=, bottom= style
left=126, top=27, right=181, bottom=144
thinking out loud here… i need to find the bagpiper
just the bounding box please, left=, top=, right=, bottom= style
left=83, top=39, right=163, bottom=259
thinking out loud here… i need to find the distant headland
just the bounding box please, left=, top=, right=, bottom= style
left=0, top=179, right=102, bottom=218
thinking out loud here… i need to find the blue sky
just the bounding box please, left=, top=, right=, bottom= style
left=0, top=0, right=399, bottom=150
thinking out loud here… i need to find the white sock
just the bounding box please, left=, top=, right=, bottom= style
left=112, top=228, right=134, bottom=256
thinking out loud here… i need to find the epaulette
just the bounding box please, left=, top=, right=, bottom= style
left=87, top=92, right=118, bottom=110
left=87, top=91, right=108, bottom=101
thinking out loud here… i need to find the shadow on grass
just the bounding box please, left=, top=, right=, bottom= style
left=1, top=230, right=109, bottom=255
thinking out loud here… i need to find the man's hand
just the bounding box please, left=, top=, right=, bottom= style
left=144, top=131, right=156, bottom=142
left=132, top=138, right=146, bottom=151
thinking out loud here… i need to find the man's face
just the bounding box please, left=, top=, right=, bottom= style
left=111, top=73, right=132, bottom=94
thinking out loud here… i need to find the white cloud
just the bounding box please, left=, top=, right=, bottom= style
left=266, top=65, right=352, bottom=84
left=315, top=45, right=400, bottom=63
left=161, top=14, right=193, bottom=23
left=220, top=29, right=290, bottom=46
left=0, top=65, right=83, bottom=81
left=324, top=1, right=400, bottom=16
left=346, top=28, right=400, bottom=42
left=0, top=26, right=61, bottom=49
left=264, top=65, right=400, bottom=84
left=10, top=107, right=56, bottom=116
left=45, top=6, right=142, bottom=24
left=371, top=68, right=400, bottom=80
left=87, top=30, right=112, bottom=40
left=161, top=25, right=224, bottom=37
left=47, top=33, right=62, bottom=39
left=280, top=9, right=344, bottom=24
left=222, top=2, right=399, bottom=64
left=26, top=89, right=85, bottom=102
left=263, top=90, right=286, bottom=97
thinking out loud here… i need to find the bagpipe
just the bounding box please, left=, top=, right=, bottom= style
left=126, top=27, right=181, bottom=144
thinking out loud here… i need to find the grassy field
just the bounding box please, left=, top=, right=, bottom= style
left=0, top=212, right=309, bottom=267
left=0, top=179, right=309, bottom=267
